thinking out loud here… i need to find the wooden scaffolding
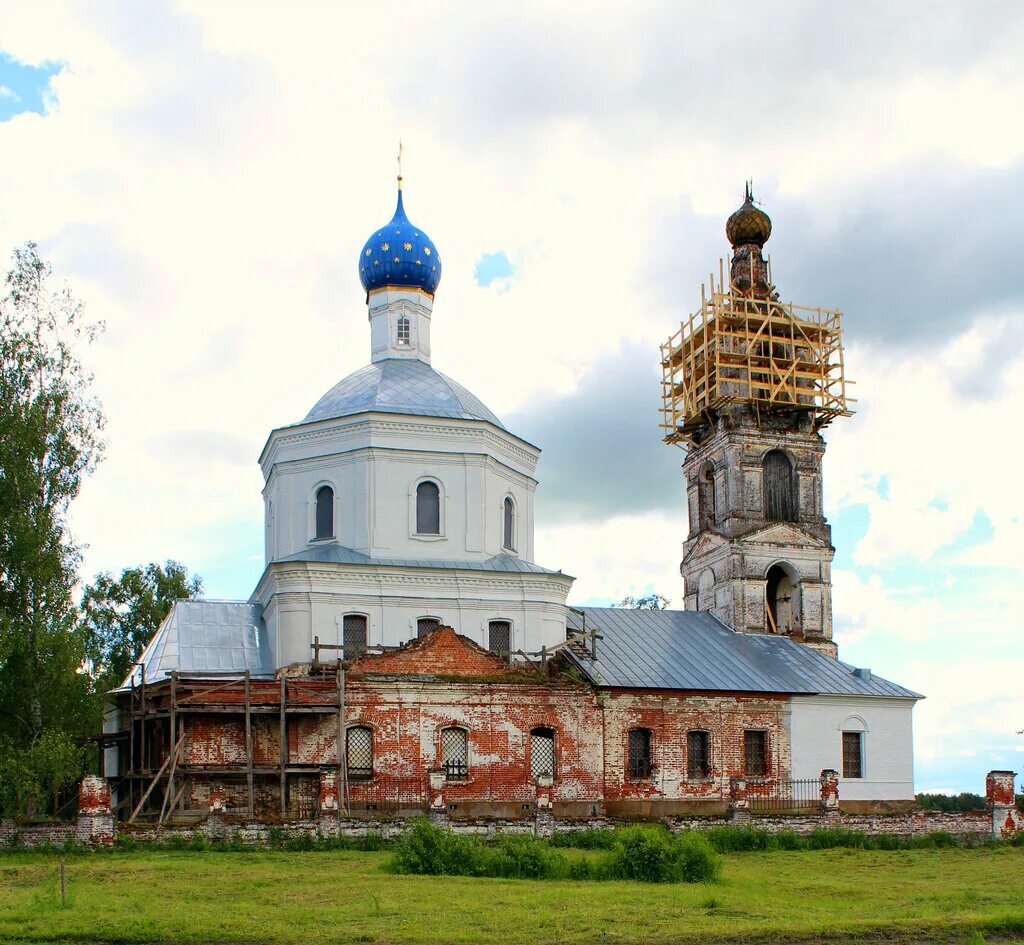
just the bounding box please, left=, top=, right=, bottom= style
left=660, top=259, right=854, bottom=446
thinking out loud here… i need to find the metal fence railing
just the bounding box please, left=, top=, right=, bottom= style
left=748, top=777, right=821, bottom=814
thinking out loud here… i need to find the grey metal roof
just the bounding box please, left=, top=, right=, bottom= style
left=564, top=607, right=921, bottom=699
left=119, top=600, right=273, bottom=690
left=274, top=544, right=569, bottom=577
left=303, top=358, right=506, bottom=429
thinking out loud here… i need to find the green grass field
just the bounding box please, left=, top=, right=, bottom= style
left=1, top=846, right=1022, bottom=945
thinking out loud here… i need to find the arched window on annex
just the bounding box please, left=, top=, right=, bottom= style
left=414, top=479, right=442, bottom=537
left=762, top=449, right=797, bottom=522
left=839, top=715, right=868, bottom=780
left=342, top=613, right=368, bottom=660
left=765, top=561, right=799, bottom=635
left=417, top=617, right=441, bottom=638
left=314, top=484, right=335, bottom=540
left=346, top=726, right=373, bottom=781
left=627, top=727, right=653, bottom=780
left=440, top=726, right=469, bottom=781
left=530, top=727, right=556, bottom=781
left=502, top=496, right=516, bottom=552
left=698, top=461, right=716, bottom=532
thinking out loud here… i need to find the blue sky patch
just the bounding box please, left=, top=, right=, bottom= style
left=475, top=250, right=516, bottom=287
left=0, top=52, right=62, bottom=122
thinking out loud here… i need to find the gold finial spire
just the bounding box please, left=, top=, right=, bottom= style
left=397, top=139, right=403, bottom=190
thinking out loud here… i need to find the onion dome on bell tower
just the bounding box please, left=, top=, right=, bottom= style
left=727, top=183, right=772, bottom=297
left=358, top=173, right=442, bottom=298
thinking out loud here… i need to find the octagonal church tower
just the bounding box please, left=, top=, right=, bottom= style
left=255, top=174, right=573, bottom=667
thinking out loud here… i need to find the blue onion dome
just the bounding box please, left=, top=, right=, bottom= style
left=358, top=186, right=442, bottom=296
left=726, top=186, right=772, bottom=248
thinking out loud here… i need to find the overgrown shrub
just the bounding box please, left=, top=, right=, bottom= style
left=549, top=828, right=618, bottom=850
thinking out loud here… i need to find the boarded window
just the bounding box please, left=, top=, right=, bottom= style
left=628, top=728, right=653, bottom=779
left=397, top=316, right=411, bottom=344
left=530, top=728, right=555, bottom=780
left=842, top=731, right=863, bottom=779
left=687, top=730, right=711, bottom=779
left=698, top=462, right=716, bottom=531
left=416, top=480, right=440, bottom=534
left=503, top=497, right=515, bottom=550
left=315, top=485, right=334, bottom=539
left=488, top=620, right=511, bottom=661
left=744, top=730, right=768, bottom=777
left=763, top=450, right=796, bottom=522
left=417, top=617, right=440, bottom=638
left=441, top=727, right=468, bottom=780
left=347, top=726, right=373, bottom=780
left=343, top=614, right=367, bottom=660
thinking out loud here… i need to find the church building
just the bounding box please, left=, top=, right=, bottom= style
left=104, top=175, right=920, bottom=822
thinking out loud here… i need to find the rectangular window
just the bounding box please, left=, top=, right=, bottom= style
left=343, top=615, right=367, bottom=660
left=687, top=730, right=711, bottom=779
left=627, top=728, right=653, bottom=779
left=346, top=727, right=373, bottom=780
left=744, top=730, right=768, bottom=778
left=488, top=621, right=511, bottom=661
left=441, top=727, right=468, bottom=780
left=842, top=731, right=863, bottom=779
left=417, top=617, right=440, bottom=638
left=530, top=728, right=556, bottom=780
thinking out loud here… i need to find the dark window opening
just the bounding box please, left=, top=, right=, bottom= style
left=744, top=730, right=768, bottom=778
left=343, top=614, right=367, bottom=660
left=842, top=731, right=863, bottom=779
left=698, top=462, right=716, bottom=532
left=416, top=480, right=440, bottom=534
left=530, top=728, right=556, bottom=780
left=766, top=563, right=797, bottom=635
left=488, top=620, right=511, bottom=661
left=503, top=497, right=515, bottom=550
left=315, top=485, right=334, bottom=539
left=763, top=450, right=796, bottom=522
left=347, top=726, right=373, bottom=780
left=628, top=728, right=653, bottom=779
left=441, top=727, right=468, bottom=780
left=417, top=617, right=440, bottom=638
left=687, top=730, right=711, bottom=779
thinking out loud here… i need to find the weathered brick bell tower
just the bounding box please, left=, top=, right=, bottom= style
left=660, top=187, right=853, bottom=658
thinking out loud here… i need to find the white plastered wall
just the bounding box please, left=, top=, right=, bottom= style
left=789, top=694, right=916, bottom=801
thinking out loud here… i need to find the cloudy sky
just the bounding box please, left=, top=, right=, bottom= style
left=2, top=1, right=1021, bottom=793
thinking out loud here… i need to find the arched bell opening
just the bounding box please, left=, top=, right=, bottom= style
left=765, top=562, right=799, bottom=635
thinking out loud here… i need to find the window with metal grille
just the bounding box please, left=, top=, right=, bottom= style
left=416, top=480, right=440, bottom=534
left=441, top=727, right=468, bottom=780
left=488, top=620, right=511, bottom=661
left=687, top=730, right=711, bottom=779
left=417, top=617, right=440, bottom=638
left=503, top=497, right=515, bottom=550
left=346, top=726, right=373, bottom=780
left=315, top=485, right=334, bottom=539
left=628, top=728, right=653, bottom=779
left=744, top=730, right=768, bottom=777
left=530, top=728, right=555, bottom=780
left=397, top=316, right=411, bottom=345
left=343, top=614, right=367, bottom=660
left=842, top=731, right=863, bottom=779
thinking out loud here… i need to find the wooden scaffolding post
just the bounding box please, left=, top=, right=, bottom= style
left=167, top=671, right=177, bottom=822
left=279, top=675, right=287, bottom=816
left=244, top=670, right=254, bottom=815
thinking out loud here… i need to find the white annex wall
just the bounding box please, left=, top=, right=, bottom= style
left=789, top=695, right=916, bottom=801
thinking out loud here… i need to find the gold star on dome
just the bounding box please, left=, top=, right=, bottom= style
left=414, top=232, right=419, bottom=237
left=415, top=259, right=421, bottom=265
left=365, top=248, right=372, bottom=256
left=381, top=242, right=390, bottom=251
left=393, top=256, right=400, bottom=263
left=403, top=242, right=412, bottom=251
left=423, top=246, right=431, bottom=256
left=374, top=260, right=379, bottom=266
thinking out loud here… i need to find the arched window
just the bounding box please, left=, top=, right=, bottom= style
left=440, top=727, right=468, bottom=780
left=417, top=617, right=440, bottom=638
left=698, top=462, right=716, bottom=531
left=763, top=450, right=796, bottom=522
left=765, top=563, right=798, bottom=635
left=343, top=614, right=367, bottom=660
left=697, top=568, right=715, bottom=611
left=346, top=726, right=373, bottom=780
left=396, top=315, right=411, bottom=346
left=503, top=497, right=515, bottom=551
left=488, top=620, right=511, bottom=661
left=627, top=728, right=653, bottom=779
left=315, top=485, right=334, bottom=540
left=416, top=480, right=440, bottom=534
left=530, top=727, right=556, bottom=781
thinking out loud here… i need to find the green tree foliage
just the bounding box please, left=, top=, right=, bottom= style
left=0, top=242, right=104, bottom=814
left=915, top=792, right=987, bottom=813
left=80, top=561, right=202, bottom=692
left=616, top=593, right=670, bottom=610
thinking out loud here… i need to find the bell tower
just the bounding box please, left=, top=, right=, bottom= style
left=660, top=187, right=853, bottom=657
